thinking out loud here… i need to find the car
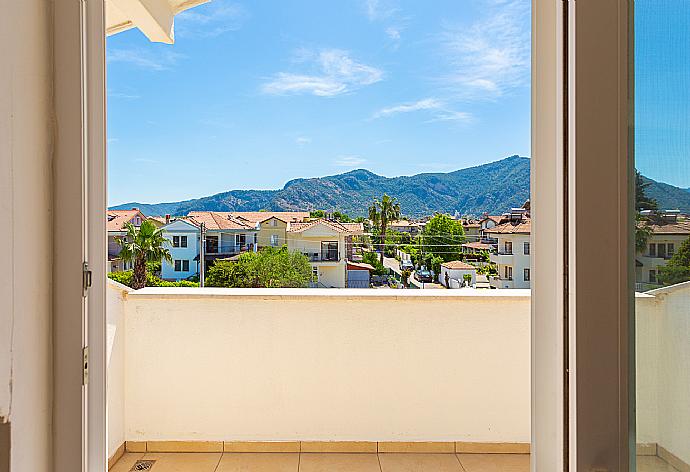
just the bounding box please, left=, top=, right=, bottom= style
left=414, top=269, right=433, bottom=283
left=399, top=260, right=414, bottom=271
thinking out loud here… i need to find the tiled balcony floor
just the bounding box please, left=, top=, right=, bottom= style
left=110, top=452, right=531, bottom=472
left=111, top=452, right=681, bottom=472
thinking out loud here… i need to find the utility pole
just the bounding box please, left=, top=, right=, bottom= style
left=199, top=222, right=206, bottom=287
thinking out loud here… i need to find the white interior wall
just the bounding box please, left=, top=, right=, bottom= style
left=0, top=1, right=53, bottom=470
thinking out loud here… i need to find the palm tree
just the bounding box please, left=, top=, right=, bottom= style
left=117, top=220, right=172, bottom=289
left=368, top=194, right=401, bottom=264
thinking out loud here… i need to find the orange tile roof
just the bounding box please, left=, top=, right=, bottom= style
left=484, top=219, right=531, bottom=235
left=462, top=242, right=493, bottom=250
left=229, top=211, right=311, bottom=224
left=287, top=219, right=364, bottom=234
left=441, top=261, right=477, bottom=270
left=187, top=211, right=256, bottom=231
left=645, top=221, right=690, bottom=235
left=106, top=209, right=146, bottom=232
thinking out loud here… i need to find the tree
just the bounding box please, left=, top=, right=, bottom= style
left=205, top=247, right=312, bottom=288
left=116, top=220, right=172, bottom=289
left=368, top=194, right=401, bottom=264
left=635, top=171, right=658, bottom=211
left=421, top=214, right=466, bottom=263
left=634, top=171, right=658, bottom=255
left=362, top=251, right=386, bottom=276
left=657, top=237, right=690, bottom=286
left=463, top=273, right=473, bottom=287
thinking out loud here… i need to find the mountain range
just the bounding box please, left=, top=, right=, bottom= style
left=110, top=155, right=690, bottom=217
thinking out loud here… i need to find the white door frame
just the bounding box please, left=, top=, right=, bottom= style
left=51, top=1, right=634, bottom=471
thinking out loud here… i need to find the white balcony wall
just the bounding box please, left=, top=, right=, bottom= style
left=107, top=280, right=129, bottom=457
left=635, top=282, right=690, bottom=466
left=108, top=284, right=531, bottom=443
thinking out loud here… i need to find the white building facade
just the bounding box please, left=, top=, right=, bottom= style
left=487, top=219, right=531, bottom=289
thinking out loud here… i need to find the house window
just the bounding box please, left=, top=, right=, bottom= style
left=524, top=268, right=531, bottom=281
left=657, top=243, right=666, bottom=259
left=505, top=241, right=513, bottom=254
left=524, top=242, right=530, bottom=255
left=311, top=266, right=319, bottom=283
left=180, top=235, right=187, bottom=248
left=505, top=266, right=513, bottom=280
left=174, top=260, right=182, bottom=272
left=649, top=270, right=656, bottom=284
left=270, top=234, right=279, bottom=246
left=648, top=243, right=656, bottom=257
left=182, top=260, right=189, bottom=272
left=667, top=243, right=674, bottom=258
left=236, top=233, right=246, bottom=247
left=135, top=217, right=141, bottom=225
left=173, top=236, right=180, bottom=247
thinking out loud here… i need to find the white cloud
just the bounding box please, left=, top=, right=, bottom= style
left=334, top=155, right=367, bottom=167
left=440, top=0, right=530, bottom=100
left=176, top=1, right=249, bottom=38
left=363, top=0, right=397, bottom=21
left=295, top=136, right=312, bottom=146
left=385, top=26, right=401, bottom=40
left=373, top=98, right=472, bottom=123
left=107, top=90, right=140, bottom=100
left=107, top=48, right=185, bottom=71
left=262, top=49, right=383, bottom=97
left=374, top=98, right=444, bottom=118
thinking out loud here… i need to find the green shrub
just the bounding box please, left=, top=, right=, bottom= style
left=107, top=270, right=199, bottom=288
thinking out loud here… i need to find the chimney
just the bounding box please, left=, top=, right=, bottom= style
left=132, top=207, right=139, bottom=211
left=165, top=214, right=171, bottom=224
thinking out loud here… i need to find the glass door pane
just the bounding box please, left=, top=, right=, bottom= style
left=634, top=2, right=690, bottom=470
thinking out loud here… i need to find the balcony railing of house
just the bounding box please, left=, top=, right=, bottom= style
left=205, top=244, right=252, bottom=255
left=295, top=248, right=341, bottom=262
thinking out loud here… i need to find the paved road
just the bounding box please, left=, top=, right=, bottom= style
left=382, top=256, right=445, bottom=289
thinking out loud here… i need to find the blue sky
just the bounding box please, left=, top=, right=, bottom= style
left=635, top=1, right=690, bottom=190
left=107, top=0, right=531, bottom=205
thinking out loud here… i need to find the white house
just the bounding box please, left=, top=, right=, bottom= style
left=286, top=219, right=364, bottom=288
left=486, top=217, right=531, bottom=289
left=635, top=211, right=690, bottom=289
left=106, top=209, right=147, bottom=273
left=160, top=218, right=200, bottom=281
left=440, top=261, right=477, bottom=288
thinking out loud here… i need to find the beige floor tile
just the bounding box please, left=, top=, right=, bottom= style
left=109, top=452, right=145, bottom=472
left=637, top=456, right=681, bottom=472
left=378, top=453, right=463, bottom=472
left=216, top=453, right=300, bottom=472
left=298, top=453, right=381, bottom=472
left=141, top=452, right=222, bottom=472
left=457, top=454, right=529, bottom=472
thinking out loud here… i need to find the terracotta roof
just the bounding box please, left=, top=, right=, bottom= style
left=484, top=219, right=531, bottom=235
left=644, top=221, right=690, bottom=235
left=106, top=209, right=146, bottom=231
left=463, top=222, right=481, bottom=228
left=462, top=242, right=493, bottom=250
left=347, top=261, right=376, bottom=271
left=441, top=261, right=477, bottom=270
left=481, top=215, right=503, bottom=225
left=229, top=211, right=311, bottom=224
left=287, top=219, right=364, bottom=234
left=187, top=211, right=256, bottom=231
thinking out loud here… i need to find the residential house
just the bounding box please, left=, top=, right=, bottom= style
left=160, top=212, right=260, bottom=281
left=160, top=218, right=200, bottom=281
left=462, top=220, right=481, bottom=242
left=389, top=220, right=424, bottom=236
left=636, top=210, right=690, bottom=289
left=286, top=219, right=364, bottom=288
left=187, top=211, right=260, bottom=270
left=486, top=214, right=531, bottom=289
left=479, top=215, right=503, bottom=245
left=346, top=261, right=376, bottom=288
left=440, top=261, right=477, bottom=288
left=106, top=208, right=147, bottom=272
left=461, top=241, right=494, bottom=265
left=230, top=211, right=311, bottom=248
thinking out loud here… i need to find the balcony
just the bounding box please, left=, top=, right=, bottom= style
left=490, top=252, right=514, bottom=265
left=294, top=248, right=341, bottom=262
left=106, top=281, right=690, bottom=472
left=205, top=244, right=252, bottom=256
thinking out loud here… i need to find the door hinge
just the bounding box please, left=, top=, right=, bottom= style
left=82, top=346, right=89, bottom=385
left=83, top=262, right=92, bottom=297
